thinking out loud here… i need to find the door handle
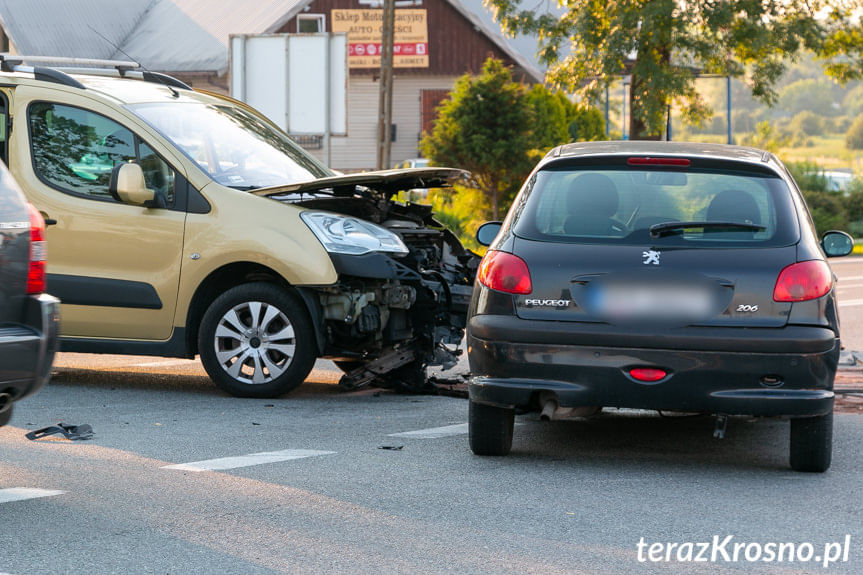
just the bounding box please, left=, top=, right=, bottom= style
left=39, top=211, right=57, bottom=226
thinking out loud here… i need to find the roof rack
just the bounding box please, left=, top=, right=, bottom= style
left=0, top=54, right=192, bottom=91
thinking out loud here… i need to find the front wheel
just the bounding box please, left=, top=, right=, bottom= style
left=198, top=283, right=316, bottom=398
left=469, top=400, right=514, bottom=456
left=790, top=412, right=833, bottom=472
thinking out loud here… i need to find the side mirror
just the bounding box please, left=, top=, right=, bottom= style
left=476, top=221, right=502, bottom=247
left=821, top=230, right=854, bottom=258
left=109, top=163, right=156, bottom=207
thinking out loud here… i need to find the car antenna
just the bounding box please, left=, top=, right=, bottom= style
left=87, top=25, right=180, bottom=97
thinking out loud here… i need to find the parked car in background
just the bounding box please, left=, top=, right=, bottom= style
left=393, top=158, right=430, bottom=170
left=0, top=55, right=477, bottom=398
left=0, top=163, right=59, bottom=428
left=467, top=141, right=853, bottom=472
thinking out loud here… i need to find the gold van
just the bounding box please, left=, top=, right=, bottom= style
left=0, top=56, right=476, bottom=397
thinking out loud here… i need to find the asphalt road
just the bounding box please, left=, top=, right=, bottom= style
left=2, top=256, right=863, bottom=574
left=833, top=256, right=863, bottom=352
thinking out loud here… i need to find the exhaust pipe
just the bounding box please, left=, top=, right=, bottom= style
left=540, top=398, right=558, bottom=421
left=0, top=392, right=11, bottom=412
left=539, top=396, right=600, bottom=421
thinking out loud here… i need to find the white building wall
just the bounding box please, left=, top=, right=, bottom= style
left=310, top=74, right=457, bottom=172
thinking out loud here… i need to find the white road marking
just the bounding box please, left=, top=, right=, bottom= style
left=161, top=449, right=335, bottom=472
left=834, top=275, right=863, bottom=281
left=388, top=423, right=468, bottom=439
left=0, top=488, right=65, bottom=504
left=838, top=299, right=863, bottom=307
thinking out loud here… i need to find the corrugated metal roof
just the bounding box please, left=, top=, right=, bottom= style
left=0, top=0, right=154, bottom=59
left=121, top=0, right=308, bottom=73
left=0, top=0, right=543, bottom=80
left=118, top=0, right=228, bottom=72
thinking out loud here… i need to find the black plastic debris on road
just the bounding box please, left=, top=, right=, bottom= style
left=378, top=445, right=404, bottom=450
left=25, top=423, right=94, bottom=441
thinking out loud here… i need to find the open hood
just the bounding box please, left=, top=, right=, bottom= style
left=251, top=168, right=469, bottom=200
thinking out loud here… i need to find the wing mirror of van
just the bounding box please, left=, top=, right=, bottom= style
left=109, top=163, right=158, bottom=207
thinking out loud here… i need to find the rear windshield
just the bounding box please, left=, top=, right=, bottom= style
left=512, top=165, right=799, bottom=247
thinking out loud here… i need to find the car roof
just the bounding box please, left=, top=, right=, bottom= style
left=552, top=141, right=777, bottom=169
left=0, top=69, right=223, bottom=107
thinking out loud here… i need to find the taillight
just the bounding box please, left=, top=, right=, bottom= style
left=477, top=250, right=532, bottom=294
left=773, top=260, right=832, bottom=302
left=26, top=203, right=46, bottom=295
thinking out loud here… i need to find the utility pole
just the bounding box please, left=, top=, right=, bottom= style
left=376, top=0, right=395, bottom=170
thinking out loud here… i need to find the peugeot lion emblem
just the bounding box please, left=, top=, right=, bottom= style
left=642, top=250, right=661, bottom=265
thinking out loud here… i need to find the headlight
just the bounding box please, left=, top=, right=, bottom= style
left=301, top=211, right=409, bottom=256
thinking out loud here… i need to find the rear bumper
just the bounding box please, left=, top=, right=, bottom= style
left=0, top=294, right=60, bottom=412
left=467, top=316, right=839, bottom=417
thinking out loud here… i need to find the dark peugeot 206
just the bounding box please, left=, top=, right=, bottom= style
left=467, top=142, right=853, bottom=472
left=0, top=164, right=59, bottom=428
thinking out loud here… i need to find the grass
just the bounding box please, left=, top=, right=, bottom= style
left=778, top=135, right=863, bottom=171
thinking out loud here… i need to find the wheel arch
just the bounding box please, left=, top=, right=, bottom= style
left=183, top=262, right=325, bottom=357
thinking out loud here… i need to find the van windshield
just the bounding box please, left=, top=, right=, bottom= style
left=129, top=102, right=331, bottom=189
left=512, top=166, right=800, bottom=248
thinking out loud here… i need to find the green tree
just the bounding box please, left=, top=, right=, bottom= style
left=739, top=122, right=789, bottom=153
left=788, top=111, right=825, bottom=137
left=846, top=116, right=863, bottom=150
left=487, top=0, right=863, bottom=139
left=567, top=105, right=605, bottom=142
left=778, top=79, right=841, bottom=117
left=525, top=84, right=568, bottom=151
left=421, top=58, right=534, bottom=220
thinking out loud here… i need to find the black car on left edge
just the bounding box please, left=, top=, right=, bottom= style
left=0, top=163, right=59, bottom=428
left=467, top=141, right=853, bottom=472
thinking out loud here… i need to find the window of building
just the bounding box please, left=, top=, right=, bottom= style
left=298, top=14, right=325, bottom=33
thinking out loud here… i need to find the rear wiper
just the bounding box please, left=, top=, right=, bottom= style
left=649, top=220, right=766, bottom=238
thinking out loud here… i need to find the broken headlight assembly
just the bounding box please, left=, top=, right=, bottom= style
left=301, top=211, right=409, bottom=256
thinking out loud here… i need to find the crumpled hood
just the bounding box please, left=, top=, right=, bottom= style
left=251, top=167, right=469, bottom=200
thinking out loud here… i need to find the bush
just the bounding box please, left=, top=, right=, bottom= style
left=788, top=162, right=851, bottom=236
left=426, top=185, right=491, bottom=252
left=788, top=111, right=825, bottom=136
left=846, top=116, right=863, bottom=150
left=567, top=105, right=606, bottom=142
left=526, top=85, right=569, bottom=151
left=826, top=115, right=851, bottom=133
left=740, top=122, right=789, bottom=152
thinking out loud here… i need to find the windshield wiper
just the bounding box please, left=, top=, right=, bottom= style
left=650, top=220, right=766, bottom=238
left=227, top=185, right=261, bottom=191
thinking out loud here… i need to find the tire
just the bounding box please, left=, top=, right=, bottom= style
left=198, top=282, right=316, bottom=398
left=469, top=400, right=514, bottom=456
left=0, top=406, right=12, bottom=428
left=790, top=412, right=833, bottom=472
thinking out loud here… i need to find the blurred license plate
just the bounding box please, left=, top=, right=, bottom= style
left=592, top=284, right=714, bottom=321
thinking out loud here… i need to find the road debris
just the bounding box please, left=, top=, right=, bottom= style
left=25, top=423, right=94, bottom=441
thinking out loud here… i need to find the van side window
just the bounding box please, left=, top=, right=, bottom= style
left=28, top=102, right=175, bottom=203
left=139, top=140, right=175, bottom=201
